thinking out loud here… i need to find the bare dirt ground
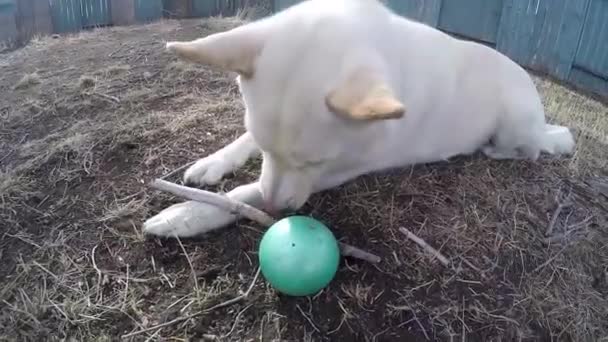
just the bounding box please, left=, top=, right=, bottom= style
left=1, top=16, right=607, bottom=342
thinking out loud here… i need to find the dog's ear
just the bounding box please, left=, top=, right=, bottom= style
left=325, top=67, right=405, bottom=121
left=165, top=23, right=268, bottom=79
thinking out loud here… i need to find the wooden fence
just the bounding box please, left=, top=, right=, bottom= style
left=0, top=0, right=255, bottom=47
left=2, top=0, right=607, bottom=99
left=276, top=0, right=608, bottom=99
left=0, top=0, right=163, bottom=46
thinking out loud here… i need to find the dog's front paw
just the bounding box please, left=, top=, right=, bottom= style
left=184, top=154, right=234, bottom=186
left=143, top=201, right=236, bottom=238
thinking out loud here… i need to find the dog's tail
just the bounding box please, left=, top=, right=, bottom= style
left=540, top=123, right=575, bottom=155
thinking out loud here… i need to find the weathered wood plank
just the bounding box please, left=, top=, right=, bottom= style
left=164, top=0, right=191, bottom=18
left=110, top=0, right=135, bottom=26
left=573, top=0, right=608, bottom=79
left=32, top=0, right=54, bottom=34
left=497, top=0, right=589, bottom=80
left=438, top=0, right=504, bottom=44
left=274, top=0, right=301, bottom=12
left=387, top=0, right=441, bottom=27
left=49, top=0, right=83, bottom=33
left=191, top=0, right=216, bottom=17
left=81, top=0, right=111, bottom=27
left=569, top=67, right=608, bottom=98
left=0, top=11, right=18, bottom=44
left=134, top=0, right=163, bottom=22
left=16, top=0, right=36, bottom=40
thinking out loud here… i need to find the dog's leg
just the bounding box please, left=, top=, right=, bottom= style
left=143, top=181, right=263, bottom=238
left=144, top=163, right=376, bottom=238
left=184, top=132, right=260, bottom=186
left=481, top=145, right=525, bottom=160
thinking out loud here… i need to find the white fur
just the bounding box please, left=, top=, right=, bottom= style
left=143, top=0, right=575, bottom=238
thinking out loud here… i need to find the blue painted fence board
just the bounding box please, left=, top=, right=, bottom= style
left=0, top=13, right=17, bottom=42
left=274, top=0, right=300, bottom=12
left=387, top=0, right=441, bottom=27
left=50, top=0, right=82, bottom=33
left=496, top=0, right=589, bottom=80
left=569, top=67, right=608, bottom=96
left=192, top=0, right=245, bottom=17
left=80, top=0, right=111, bottom=27
left=192, top=0, right=216, bottom=17
left=438, top=0, right=504, bottom=44
left=0, top=0, right=15, bottom=13
left=573, top=0, right=608, bottom=79
left=270, top=0, right=608, bottom=97
left=135, top=0, right=163, bottom=22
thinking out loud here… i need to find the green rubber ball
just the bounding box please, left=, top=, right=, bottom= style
left=258, top=215, right=340, bottom=296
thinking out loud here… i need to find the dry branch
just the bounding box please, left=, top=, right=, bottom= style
left=91, top=92, right=120, bottom=103
left=398, top=227, right=450, bottom=266
left=545, top=194, right=572, bottom=236
left=150, top=179, right=381, bottom=263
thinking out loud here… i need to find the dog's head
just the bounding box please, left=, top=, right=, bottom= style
left=166, top=0, right=406, bottom=212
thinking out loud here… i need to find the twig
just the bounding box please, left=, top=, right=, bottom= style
left=121, top=265, right=129, bottom=310
left=91, top=92, right=120, bottom=103
left=398, top=227, right=450, bottom=267
left=108, top=44, right=126, bottom=57
left=296, top=304, right=321, bottom=333
left=545, top=194, right=572, bottom=236
left=223, top=304, right=253, bottom=338
left=159, top=161, right=195, bottom=180
left=531, top=245, right=568, bottom=273
left=0, top=133, right=28, bottom=164
left=122, top=267, right=261, bottom=339
left=176, top=237, right=199, bottom=291
left=91, top=245, right=103, bottom=303
left=338, top=243, right=381, bottom=263
left=150, top=179, right=381, bottom=263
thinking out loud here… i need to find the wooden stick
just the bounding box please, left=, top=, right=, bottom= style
left=545, top=194, right=572, bottom=236
left=151, top=179, right=275, bottom=226
left=398, top=227, right=450, bottom=266
left=150, top=179, right=381, bottom=263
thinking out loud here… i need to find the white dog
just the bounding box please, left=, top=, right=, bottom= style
left=143, top=0, right=575, bottom=237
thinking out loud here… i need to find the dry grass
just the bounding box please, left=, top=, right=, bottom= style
left=78, top=75, right=97, bottom=89
left=535, top=77, right=608, bottom=173
left=0, top=15, right=607, bottom=342
left=13, top=72, right=41, bottom=90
